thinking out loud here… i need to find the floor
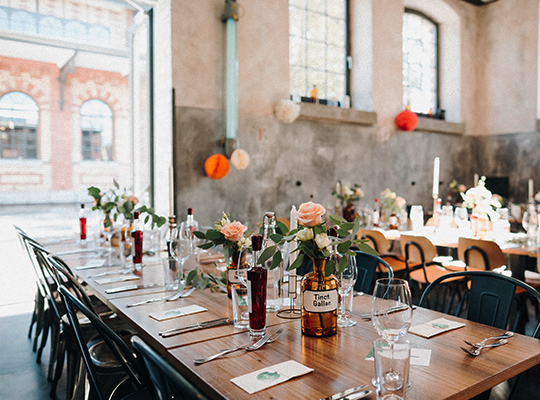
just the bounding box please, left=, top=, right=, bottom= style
left=1, top=205, right=540, bottom=400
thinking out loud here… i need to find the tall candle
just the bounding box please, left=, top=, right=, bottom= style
left=432, top=157, right=440, bottom=197
left=529, top=179, right=534, bottom=201
left=169, top=165, right=174, bottom=216
left=289, top=205, right=298, bottom=266
left=474, top=173, right=479, bottom=187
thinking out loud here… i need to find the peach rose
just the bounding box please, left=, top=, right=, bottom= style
left=220, top=221, right=247, bottom=242
left=125, top=195, right=139, bottom=205
left=297, top=202, right=326, bottom=227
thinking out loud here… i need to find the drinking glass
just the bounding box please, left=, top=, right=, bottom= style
left=233, top=250, right=250, bottom=329
left=454, top=207, right=469, bottom=230
left=176, top=238, right=190, bottom=279
left=371, top=278, right=413, bottom=391
left=337, top=255, right=358, bottom=328
left=409, top=205, right=423, bottom=231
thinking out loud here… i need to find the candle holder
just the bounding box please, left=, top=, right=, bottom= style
left=277, top=273, right=301, bottom=319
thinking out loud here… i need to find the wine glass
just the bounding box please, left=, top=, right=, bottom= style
left=336, top=255, right=358, bottom=328
left=176, top=238, right=190, bottom=285
left=371, top=278, right=413, bottom=391
left=522, top=204, right=538, bottom=247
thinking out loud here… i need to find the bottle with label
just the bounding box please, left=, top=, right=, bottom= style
left=226, top=250, right=247, bottom=299
left=373, top=198, right=380, bottom=227
left=132, top=211, right=144, bottom=269
left=79, top=204, right=87, bottom=244
left=247, top=234, right=267, bottom=338
left=301, top=255, right=339, bottom=337
left=178, top=207, right=200, bottom=271
left=262, top=212, right=282, bottom=312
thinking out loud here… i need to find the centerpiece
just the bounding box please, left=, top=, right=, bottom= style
left=332, top=182, right=364, bottom=222
left=257, top=201, right=376, bottom=337
left=194, top=212, right=251, bottom=298
left=461, top=176, right=501, bottom=238
left=381, top=188, right=406, bottom=229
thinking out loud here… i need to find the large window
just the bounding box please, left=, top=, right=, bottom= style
left=402, top=9, right=439, bottom=114
left=0, top=92, right=39, bottom=159
left=80, top=100, right=113, bottom=161
left=289, top=0, right=348, bottom=102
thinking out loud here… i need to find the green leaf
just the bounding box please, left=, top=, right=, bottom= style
left=270, top=251, right=282, bottom=270
left=257, top=245, right=277, bottom=265
left=325, top=258, right=335, bottom=277
left=357, top=242, right=379, bottom=256
left=199, top=242, right=214, bottom=250
left=337, top=255, right=349, bottom=275
left=288, top=252, right=304, bottom=270
left=88, top=186, right=101, bottom=199
left=345, top=250, right=357, bottom=256
left=337, top=229, right=350, bottom=237
left=341, top=222, right=354, bottom=231
left=205, top=230, right=224, bottom=241
left=337, top=240, right=351, bottom=254
left=193, top=231, right=206, bottom=239
left=352, top=217, right=361, bottom=236
left=276, top=220, right=289, bottom=235
left=313, top=225, right=326, bottom=235
left=329, top=214, right=346, bottom=225
left=269, top=234, right=284, bottom=243
left=113, top=179, right=120, bottom=189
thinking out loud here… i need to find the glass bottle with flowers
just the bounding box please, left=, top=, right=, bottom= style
left=332, top=181, right=364, bottom=222
left=461, top=176, right=501, bottom=238
left=257, top=201, right=377, bottom=337
left=380, top=188, right=407, bottom=229
left=194, top=212, right=251, bottom=298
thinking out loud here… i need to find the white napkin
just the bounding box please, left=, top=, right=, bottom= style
left=231, top=360, right=313, bottom=394
left=149, top=305, right=207, bottom=321
left=95, top=274, right=140, bottom=285
left=83, top=258, right=106, bottom=268
left=409, top=317, right=465, bottom=338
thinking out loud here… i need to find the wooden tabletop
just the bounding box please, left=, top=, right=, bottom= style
left=60, top=242, right=540, bottom=400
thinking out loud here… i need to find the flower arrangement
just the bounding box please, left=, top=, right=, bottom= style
left=461, top=176, right=501, bottom=219
left=381, top=188, right=406, bottom=215
left=87, top=180, right=166, bottom=228
left=449, top=180, right=467, bottom=205
left=194, top=212, right=251, bottom=262
left=332, top=182, right=364, bottom=206
left=257, top=202, right=377, bottom=277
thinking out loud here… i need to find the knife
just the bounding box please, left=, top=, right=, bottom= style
left=159, top=317, right=233, bottom=338
left=76, top=263, right=122, bottom=270
left=105, top=283, right=161, bottom=294
left=56, top=248, right=100, bottom=255
left=320, top=384, right=368, bottom=400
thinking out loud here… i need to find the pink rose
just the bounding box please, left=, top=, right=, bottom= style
left=396, top=196, right=406, bottom=208
left=220, top=221, right=247, bottom=242
left=297, top=202, right=326, bottom=227
left=125, top=195, right=139, bottom=205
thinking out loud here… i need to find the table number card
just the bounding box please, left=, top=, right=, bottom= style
left=150, top=305, right=207, bottom=321
left=409, top=318, right=465, bottom=338
left=231, top=360, right=313, bottom=394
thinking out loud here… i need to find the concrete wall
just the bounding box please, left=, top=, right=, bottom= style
left=170, top=0, right=540, bottom=227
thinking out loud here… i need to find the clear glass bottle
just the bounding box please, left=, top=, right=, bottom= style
left=132, top=211, right=144, bottom=269
left=179, top=207, right=199, bottom=271
left=79, top=204, right=87, bottom=243
left=373, top=198, right=380, bottom=227
left=247, top=235, right=267, bottom=338
left=262, top=212, right=282, bottom=312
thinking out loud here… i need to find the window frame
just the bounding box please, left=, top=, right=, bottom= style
left=80, top=99, right=114, bottom=162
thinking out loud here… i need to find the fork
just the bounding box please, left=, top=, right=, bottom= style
left=125, top=288, right=194, bottom=307
left=460, top=339, right=508, bottom=356
left=463, top=331, right=514, bottom=348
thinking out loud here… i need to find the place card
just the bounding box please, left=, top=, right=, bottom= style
left=231, top=360, right=313, bottom=394
left=409, top=317, right=465, bottom=338
left=149, top=305, right=207, bottom=321
left=95, top=274, right=140, bottom=285
left=365, top=346, right=431, bottom=366
left=81, top=258, right=106, bottom=268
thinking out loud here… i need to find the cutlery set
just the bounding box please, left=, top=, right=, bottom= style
left=125, top=287, right=196, bottom=307
left=320, top=384, right=371, bottom=400
left=460, top=331, right=514, bottom=356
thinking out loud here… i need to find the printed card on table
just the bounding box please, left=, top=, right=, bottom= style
left=231, top=360, right=313, bottom=394
left=149, top=305, right=207, bottom=321
left=409, top=317, right=465, bottom=338
left=95, top=275, right=140, bottom=285
left=83, top=258, right=106, bottom=268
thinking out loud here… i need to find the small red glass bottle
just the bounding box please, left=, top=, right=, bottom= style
left=247, top=235, right=267, bottom=338
left=132, top=211, right=143, bottom=269
left=79, top=204, right=87, bottom=243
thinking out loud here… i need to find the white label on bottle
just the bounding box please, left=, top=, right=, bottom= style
left=303, top=289, right=338, bottom=313
left=247, top=280, right=252, bottom=313
left=228, top=268, right=247, bottom=284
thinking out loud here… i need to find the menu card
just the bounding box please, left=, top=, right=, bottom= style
left=149, top=305, right=207, bottom=321
left=409, top=318, right=465, bottom=338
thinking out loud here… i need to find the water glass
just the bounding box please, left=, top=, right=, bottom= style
left=162, top=256, right=182, bottom=290
left=374, top=337, right=410, bottom=400
left=337, top=255, right=357, bottom=328
left=119, top=240, right=133, bottom=267
left=410, top=205, right=423, bottom=231
left=231, top=284, right=249, bottom=329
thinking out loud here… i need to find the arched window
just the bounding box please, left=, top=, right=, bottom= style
left=402, top=9, right=438, bottom=114
left=39, top=16, right=63, bottom=37
left=80, top=100, right=113, bottom=161
left=0, top=92, right=39, bottom=159
left=11, top=11, right=37, bottom=34
left=289, top=0, right=348, bottom=102
left=65, top=21, right=87, bottom=41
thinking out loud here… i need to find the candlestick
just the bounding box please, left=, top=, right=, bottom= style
left=474, top=173, right=479, bottom=187
left=432, top=157, right=440, bottom=197
left=529, top=179, right=534, bottom=202
left=169, top=165, right=174, bottom=217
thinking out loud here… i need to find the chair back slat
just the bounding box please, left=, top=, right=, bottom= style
left=354, top=251, right=393, bottom=295
left=457, top=237, right=506, bottom=271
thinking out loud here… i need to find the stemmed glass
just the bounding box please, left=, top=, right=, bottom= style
left=371, top=278, right=413, bottom=391
left=337, top=255, right=358, bottom=328
left=522, top=204, right=538, bottom=247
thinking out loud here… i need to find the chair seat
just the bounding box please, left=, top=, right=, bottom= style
left=410, top=266, right=463, bottom=284
left=380, top=255, right=407, bottom=273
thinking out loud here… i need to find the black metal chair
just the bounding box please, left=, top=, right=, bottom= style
left=354, top=251, right=393, bottom=295
left=58, top=286, right=153, bottom=400
left=419, top=271, right=540, bottom=400
left=131, top=336, right=209, bottom=400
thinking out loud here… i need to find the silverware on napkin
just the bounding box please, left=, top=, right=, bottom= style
left=104, top=283, right=161, bottom=294
left=320, top=384, right=369, bottom=400
left=159, top=317, right=233, bottom=338
left=361, top=305, right=415, bottom=320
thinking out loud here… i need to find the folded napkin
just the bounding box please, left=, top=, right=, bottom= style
left=95, top=274, right=140, bottom=285
left=525, top=270, right=540, bottom=283
left=409, top=318, right=465, bottom=338
left=231, top=360, right=313, bottom=394
left=149, top=305, right=207, bottom=321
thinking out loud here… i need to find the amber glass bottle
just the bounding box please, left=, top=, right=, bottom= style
left=227, top=251, right=247, bottom=298
left=301, top=257, right=338, bottom=336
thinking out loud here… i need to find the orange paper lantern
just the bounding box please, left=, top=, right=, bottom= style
left=204, top=154, right=230, bottom=179
left=395, top=110, right=418, bottom=131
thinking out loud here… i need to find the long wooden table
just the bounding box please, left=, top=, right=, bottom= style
left=57, top=242, right=540, bottom=400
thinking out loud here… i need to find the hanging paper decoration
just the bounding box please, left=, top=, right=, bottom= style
left=230, top=149, right=250, bottom=170
left=204, top=154, right=230, bottom=179
left=395, top=110, right=418, bottom=131
left=274, top=99, right=301, bottom=123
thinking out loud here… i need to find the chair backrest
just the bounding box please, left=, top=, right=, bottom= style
left=131, top=336, right=209, bottom=400
left=357, top=228, right=391, bottom=254
left=58, top=286, right=148, bottom=400
left=400, top=234, right=438, bottom=265
left=457, top=237, right=506, bottom=271
left=419, top=271, right=540, bottom=337
left=354, top=251, right=394, bottom=295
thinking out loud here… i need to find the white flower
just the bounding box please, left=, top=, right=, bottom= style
left=296, top=228, right=314, bottom=242
left=314, top=233, right=331, bottom=250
